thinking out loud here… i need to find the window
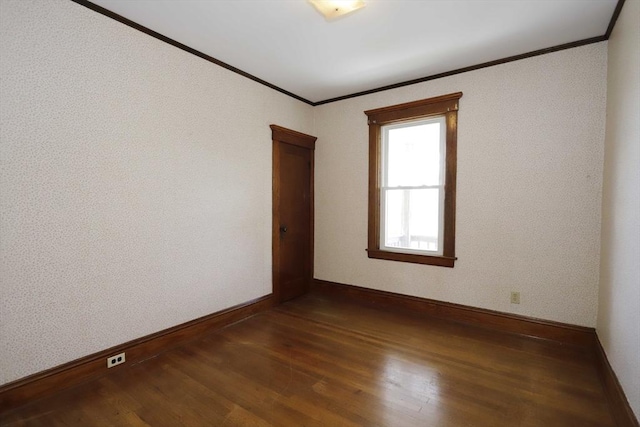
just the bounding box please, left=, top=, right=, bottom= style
left=365, top=92, right=462, bottom=267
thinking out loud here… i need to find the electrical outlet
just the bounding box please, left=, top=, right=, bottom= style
left=107, top=352, right=126, bottom=368
left=510, top=292, right=521, bottom=304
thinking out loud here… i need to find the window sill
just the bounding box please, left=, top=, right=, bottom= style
left=366, top=249, right=456, bottom=267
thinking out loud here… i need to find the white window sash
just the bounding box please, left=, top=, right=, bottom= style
left=379, top=116, right=447, bottom=256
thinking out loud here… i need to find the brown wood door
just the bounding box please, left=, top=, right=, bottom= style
left=271, top=125, right=316, bottom=304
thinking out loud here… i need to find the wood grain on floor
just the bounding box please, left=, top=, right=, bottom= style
left=1, top=293, right=613, bottom=426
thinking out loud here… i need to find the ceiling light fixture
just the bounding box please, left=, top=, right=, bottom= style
left=308, top=0, right=366, bottom=20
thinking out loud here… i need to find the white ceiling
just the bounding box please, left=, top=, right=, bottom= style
left=89, top=0, right=618, bottom=104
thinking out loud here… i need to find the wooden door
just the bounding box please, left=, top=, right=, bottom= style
left=271, top=125, right=316, bottom=304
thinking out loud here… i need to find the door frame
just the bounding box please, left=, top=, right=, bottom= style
left=270, top=124, right=317, bottom=305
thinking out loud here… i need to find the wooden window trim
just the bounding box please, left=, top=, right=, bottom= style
left=365, top=92, right=462, bottom=268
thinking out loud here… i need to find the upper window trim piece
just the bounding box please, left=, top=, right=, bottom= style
left=365, top=92, right=462, bottom=268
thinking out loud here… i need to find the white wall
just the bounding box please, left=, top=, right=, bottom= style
left=0, top=0, right=628, bottom=395
left=314, top=43, right=607, bottom=327
left=598, top=0, right=640, bottom=418
left=0, top=0, right=314, bottom=385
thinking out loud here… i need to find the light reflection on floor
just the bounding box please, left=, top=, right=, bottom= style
left=379, top=353, right=443, bottom=425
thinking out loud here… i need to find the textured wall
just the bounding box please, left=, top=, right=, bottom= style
left=598, top=0, right=640, bottom=418
left=0, top=0, right=314, bottom=384
left=314, top=43, right=607, bottom=327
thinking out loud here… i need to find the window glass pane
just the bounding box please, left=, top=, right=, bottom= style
left=383, top=188, right=440, bottom=252
left=386, top=121, right=442, bottom=187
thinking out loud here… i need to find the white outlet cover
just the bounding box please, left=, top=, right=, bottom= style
left=107, top=352, right=126, bottom=368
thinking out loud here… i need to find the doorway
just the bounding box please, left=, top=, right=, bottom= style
left=271, top=125, right=316, bottom=304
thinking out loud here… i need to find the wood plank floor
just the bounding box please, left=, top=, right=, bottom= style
left=2, top=293, right=614, bottom=426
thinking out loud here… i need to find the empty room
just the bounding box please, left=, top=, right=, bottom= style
left=1, top=0, right=638, bottom=425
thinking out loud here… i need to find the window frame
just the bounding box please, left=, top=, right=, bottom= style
left=365, top=92, right=462, bottom=268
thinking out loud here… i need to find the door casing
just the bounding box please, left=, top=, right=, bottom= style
left=271, top=124, right=316, bottom=304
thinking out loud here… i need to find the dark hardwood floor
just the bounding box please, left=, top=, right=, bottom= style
left=2, top=292, right=614, bottom=426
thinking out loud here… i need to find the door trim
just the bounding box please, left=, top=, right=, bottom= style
left=270, top=125, right=317, bottom=304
